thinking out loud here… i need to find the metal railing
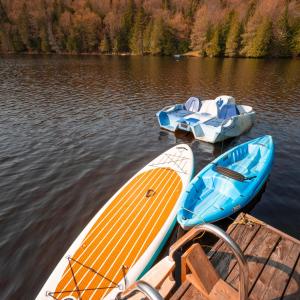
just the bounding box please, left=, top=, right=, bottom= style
left=116, top=280, right=163, bottom=300
left=117, top=223, right=248, bottom=300
left=169, top=223, right=249, bottom=300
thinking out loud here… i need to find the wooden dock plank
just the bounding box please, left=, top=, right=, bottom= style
left=282, top=254, right=300, bottom=299
left=180, top=283, right=207, bottom=300
left=169, top=281, right=191, bottom=300
left=207, top=222, right=238, bottom=259
left=168, top=214, right=300, bottom=300
left=250, top=238, right=300, bottom=300
left=210, top=221, right=260, bottom=279
left=226, top=226, right=281, bottom=292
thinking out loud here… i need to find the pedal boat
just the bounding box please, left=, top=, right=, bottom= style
left=156, top=96, right=256, bottom=143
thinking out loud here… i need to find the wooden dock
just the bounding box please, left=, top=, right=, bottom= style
left=171, top=213, right=300, bottom=300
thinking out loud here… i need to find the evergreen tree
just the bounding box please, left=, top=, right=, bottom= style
left=99, top=34, right=110, bottom=53
left=130, top=7, right=146, bottom=54
left=219, top=13, right=233, bottom=55
left=161, top=25, right=177, bottom=55
left=85, top=23, right=100, bottom=52
left=190, top=9, right=210, bottom=56
left=187, top=0, right=200, bottom=20
left=271, top=8, right=291, bottom=57
left=112, top=37, right=120, bottom=53
left=11, top=27, right=26, bottom=52
left=242, top=18, right=272, bottom=57
left=52, top=0, right=62, bottom=23
left=117, top=0, right=135, bottom=52
left=17, top=4, right=32, bottom=50
left=162, top=0, right=170, bottom=10
left=225, top=14, right=242, bottom=57
left=177, top=39, right=189, bottom=54
left=150, top=18, right=164, bottom=54
left=206, top=26, right=221, bottom=57
left=292, top=27, right=300, bottom=56
left=39, top=24, right=50, bottom=52
left=0, top=1, right=9, bottom=24
left=66, top=29, right=78, bottom=53
left=1, top=0, right=299, bottom=57
left=143, top=20, right=153, bottom=54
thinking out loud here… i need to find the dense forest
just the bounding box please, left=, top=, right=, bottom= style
left=0, top=0, right=299, bottom=57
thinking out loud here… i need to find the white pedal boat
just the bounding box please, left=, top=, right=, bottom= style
left=156, top=96, right=256, bottom=143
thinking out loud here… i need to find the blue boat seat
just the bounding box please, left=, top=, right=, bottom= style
left=219, top=104, right=239, bottom=120
left=186, top=117, right=200, bottom=124
left=203, top=118, right=223, bottom=127
left=173, top=110, right=192, bottom=117
left=184, top=97, right=200, bottom=112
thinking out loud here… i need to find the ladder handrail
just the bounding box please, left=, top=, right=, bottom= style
left=169, top=223, right=249, bottom=300
left=116, top=280, right=164, bottom=300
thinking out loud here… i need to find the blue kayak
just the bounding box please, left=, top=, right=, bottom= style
left=177, top=136, right=274, bottom=229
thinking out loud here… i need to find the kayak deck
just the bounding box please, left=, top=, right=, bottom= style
left=50, top=167, right=182, bottom=300
left=178, top=136, right=274, bottom=228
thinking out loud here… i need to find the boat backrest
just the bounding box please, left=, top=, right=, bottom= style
left=215, top=95, right=236, bottom=107
left=199, top=100, right=218, bottom=116
left=185, top=97, right=200, bottom=112
left=218, top=104, right=239, bottom=120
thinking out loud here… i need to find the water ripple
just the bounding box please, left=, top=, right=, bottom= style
left=0, top=55, right=299, bottom=299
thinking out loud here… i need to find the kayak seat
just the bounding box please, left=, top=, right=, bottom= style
left=215, top=152, right=259, bottom=182
left=215, top=166, right=246, bottom=182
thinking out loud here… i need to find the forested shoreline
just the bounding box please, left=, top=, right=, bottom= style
left=0, top=0, right=299, bottom=58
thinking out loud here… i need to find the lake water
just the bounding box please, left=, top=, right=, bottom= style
left=0, top=55, right=299, bottom=299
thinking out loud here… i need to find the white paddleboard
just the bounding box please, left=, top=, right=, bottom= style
left=36, top=144, right=193, bottom=300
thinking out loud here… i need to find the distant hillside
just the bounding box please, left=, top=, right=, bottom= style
left=0, top=0, right=299, bottom=57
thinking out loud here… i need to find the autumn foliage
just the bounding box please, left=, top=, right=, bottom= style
left=0, top=0, right=299, bottom=57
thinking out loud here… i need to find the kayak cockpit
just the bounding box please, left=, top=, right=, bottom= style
left=177, top=136, right=274, bottom=229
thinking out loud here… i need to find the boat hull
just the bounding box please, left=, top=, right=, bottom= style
left=177, top=136, right=274, bottom=229
left=156, top=102, right=256, bottom=144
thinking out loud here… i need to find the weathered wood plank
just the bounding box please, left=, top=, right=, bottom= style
left=250, top=239, right=300, bottom=300
left=226, top=226, right=281, bottom=292
left=169, top=281, right=191, bottom=300
left=210, top=222, right=260, bottom=279
left=207, top=222, right=238, bottom=259
left=282, top=254, right=300, bottom=299
left=185, top=244, right=220, bottom=295
left=159, top=276, right=176, bottom=299
left=180, top=284, right=208, bottom=300
left=181, top=244, right=197, bottom=283
left=209, top=279, right=238, bottom=300
left=169, top=213, right=300, bottom=300
left=141, top=256, right=175, bottom=288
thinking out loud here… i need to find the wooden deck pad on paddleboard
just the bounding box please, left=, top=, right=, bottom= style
left=50, top=167, right=182, bottom=299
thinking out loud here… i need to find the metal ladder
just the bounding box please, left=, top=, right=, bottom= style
left=117, top=223, right=248, bottom=300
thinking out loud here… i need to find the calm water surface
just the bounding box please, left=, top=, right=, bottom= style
left=0, top=55, right=300, bottom=299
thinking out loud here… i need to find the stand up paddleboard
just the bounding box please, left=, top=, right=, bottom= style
left=36, top=144, right=193, bottom=300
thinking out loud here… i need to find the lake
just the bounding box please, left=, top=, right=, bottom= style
left=0, top=55, right=299, bottom=299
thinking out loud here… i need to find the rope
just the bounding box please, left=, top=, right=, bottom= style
left=47, top=256, right=120, bottom=299
left=68, top=257, right=119, bottom=286
left=68, top=257, right=81, bottom=300
left=121, top=265, right=128, bottom=289
left=228, top=213, right=265, bottom=231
